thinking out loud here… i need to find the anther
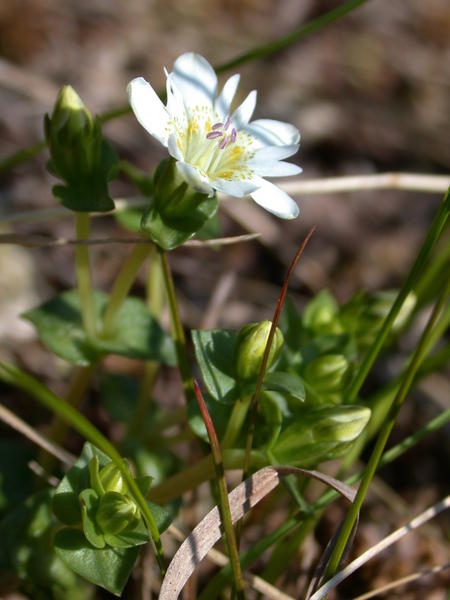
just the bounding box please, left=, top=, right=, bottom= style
left=212, top=122, right=223, bottom=130
left=224, top=116, right=231, bottom=130
left=219, top=135, right=228, bottom=150
left=230, top=128, right=237, bottom=143
left=206, top=131, right=223, bottom=139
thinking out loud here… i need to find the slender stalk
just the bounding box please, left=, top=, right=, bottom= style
left=325, top=275, right=450, bottom=579
left=101, top=242, right=152, bottom=338
left=75, top=212, right=97, bottom=337
left=158, top=247, right=195, bottom=404
left=221, top=396, right=251, bottom=449
left=0, top=362, right=166, bottom=576
left=347, top=189, right=450, bottom=404
left=194, top=381, right=246, bottom=599
left=130, top=248, right=164, bottom=435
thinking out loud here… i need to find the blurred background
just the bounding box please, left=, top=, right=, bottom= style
left=0, top=1, right=449, bottom=597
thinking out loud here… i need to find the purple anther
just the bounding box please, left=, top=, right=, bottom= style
left=230, top=128, right=237, bottom=143
left=224, top=116, right=231, bottom=130
left=212, top=122, right=223, bottom=130
left=219, top=135, right=229, bottom=149
left=206, top=131, right=223, bottom=139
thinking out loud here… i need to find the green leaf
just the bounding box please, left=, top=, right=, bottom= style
left=188, top=391, right=233, bottom=443
left=79, top=488, right=105, bottom=549
left=23, top=289, right=176, bottom=366
left=54, top=527, right=139, bottom=596
left=263, top=371, right=305, bottom=403
left=53, top=442, right=111, bottom=526
left=141, top=193, right=218, bottom=251
left=191, top=329, right=239, bottom=403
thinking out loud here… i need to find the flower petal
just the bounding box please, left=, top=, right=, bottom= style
left=166, top=74, right=187, bottom=129
left=250, top=178, right=299, bottom=219
left=246, top=119, right=300, bottom=148
left=232, top=90, right=257, bottom=129
left=167, top=133, right=184, bottom=161
left=212, top=177, right=259, bottom=197
left=171, top=52, right=217, bottom=109
left=215, top=74, right=240, bottom=119
left=176, top=161, right=214, bottom=196
left=251, top=144, right=300, bottom=162
left=249, top=161, right=302, bottom=177
left=127, top=77, right=170, bottom=146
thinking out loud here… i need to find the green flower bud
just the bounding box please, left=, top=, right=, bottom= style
left=99, top=462, right=128, bottom=495
left=234, top=320, right=284, bottom=381
left=96, top=492, right=140, bottom=536
left=303, top=290, right=343, bottom=336
left=304, top=354, right=352, bottom=396
left=310, top=405, right=371, bottom=443
left=44, top=86, right=117, bottom=212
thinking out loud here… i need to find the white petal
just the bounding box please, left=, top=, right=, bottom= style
left=167, top=133, right=184, bottom=161
left=166, top=75, right=187, bottom=127
left=212, top=178, right=259, bottom=198
left=246, top=119, right=300, bottom=148
left=127, top=77, right=170, bottom=146
left=250, top=178, right=299, bottom=219
left=232, top=90, right=257, bottom=129
left=249, top=161, right=303, bottom=177
left=215, top=74, right=240, bottom=119
left=176, top=161, right=214, bottom=195
left=171, top=52, right=217, bottom=109
left=251, top=144, right=299, bottom=162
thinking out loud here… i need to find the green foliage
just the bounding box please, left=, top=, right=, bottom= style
left=23, top=289, right=176, bottom=366
left=141, top=158, right=219, bottom=250
left=45, top=86, right=118, bottom=212
left=52, top=442, right=171, bottom=595
left=0, top=489, right=90, bottom=600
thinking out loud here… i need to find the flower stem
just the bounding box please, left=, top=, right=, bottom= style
left=102, top=242, right=153, bottom=338
left=221, top=396, right=250, bottom=449
left=157, top=247, right=195, bottom=404
left=325, top=274, right=450, bottom=579
left=0, top=362, right=166, bottom=576
left=75, top=212, right=96, bottom=337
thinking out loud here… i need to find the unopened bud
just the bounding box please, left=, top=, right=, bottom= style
left=304, top=354, right=351, bottom=395
left=96, top=492, right=140, bottom=535
left=99, top=462, right=128, bottom=495
left=310, top=405, right=371, bottom=443
left=235, top=321, right=284, bottom=381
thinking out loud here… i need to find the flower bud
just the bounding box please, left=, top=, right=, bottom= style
left=99, top=462, right=128, bottom=495
left=310, top=405, right=371, bottom=443
left=96, top=492, right=140, bottom=536
left=304, top=354, right=351, bottom=399
left=49, top=86, right=93, bottom=142
left=234, top=321, right=284, bottom=381
left=303, top=290, right=343, bottom=336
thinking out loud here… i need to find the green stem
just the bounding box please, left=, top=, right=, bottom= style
left=347, top=189, right=450, bottom=404
left=0, top=362, right=166, bottom=576
left=221, top=396, right=251, bottom=449
left=158, top=247, right=195, bottom=404
left=102, top=243, right=152, bottom=338
left=75, top=213, right=96, bottom=337
left=325, top=274, right=450, bottom=578
left=147, top=449, right=266, bottom=505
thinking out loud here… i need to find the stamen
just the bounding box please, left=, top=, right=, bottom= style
left=206, top=131, right=223, bottom=139
left=212, top=122, right=223, bottom=130
left=230, top=128, right=237, bottom=143
left=219, top=135, right=228, bottom=150
left=224, top=116, right=231, bottom=130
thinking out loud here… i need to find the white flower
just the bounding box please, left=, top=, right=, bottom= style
left=127, top=52, right=302, bottom=219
